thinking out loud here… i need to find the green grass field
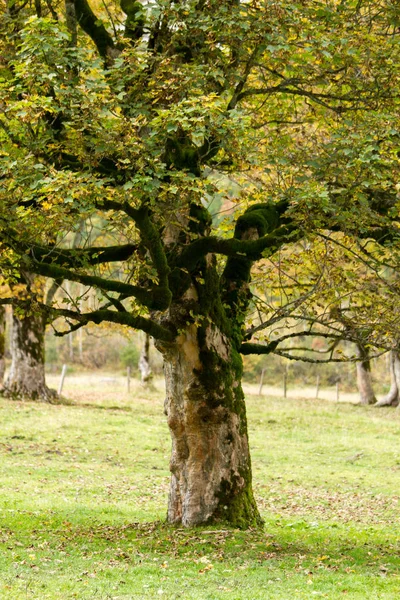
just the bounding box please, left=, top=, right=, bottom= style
left=0, top=374, right=399, bottom=599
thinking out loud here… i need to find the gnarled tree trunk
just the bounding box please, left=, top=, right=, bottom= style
left=376, top=350, right=400, bottom=407
left=158, top=320, right=262, bottom=528
left=356, top=343, right=376, bottom=405
left=153, top=202, right=289, bottom=528
left=0, top=306, right=5, bottom=383
left=2, top=307, right=55, bottom=401
left=2, top=273, right=56, bottom=403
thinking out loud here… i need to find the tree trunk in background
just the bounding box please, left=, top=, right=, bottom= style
left=0, top=306, right=5, bottom=383
left=2, top=307, right=55, bottom=401
left=376, top=350, right=400, bottom=407
left=138, top=333, right=153, bottom=386
left=356, top=344, right=376, bottom=405
left=158, top=320, right=262, bottom=529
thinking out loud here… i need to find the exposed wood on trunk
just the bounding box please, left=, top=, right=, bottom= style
left=157, top=320, right=262, bottom=529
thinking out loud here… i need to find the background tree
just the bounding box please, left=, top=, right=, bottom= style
left=0, top=304, right=5, bottom=382
left=376, top=349, right=400, bottom=407
left=0, top=274, right=59, bottom=400
left=138, top=333, right=153, bottom=387
left=1, top=1, right=400, bottom=527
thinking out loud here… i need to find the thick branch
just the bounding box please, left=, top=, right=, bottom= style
left=29, top=243, right=138, bottom=269
left=1, top=210, right=170, bottom=309
left=73, top=0, right=116, bottom=60
left=134, top=206, right=171, bottom=304
left=93, top=202, right=172, bottom=305
left=177, top=225, right=296, bottom=271
left=1, top=297, right=175, bottom=341
left=20, top=257, right=167, bottom=310
left=240, top=341, right=279, bottom=355
left=47, top=306, right=175, bottom=341
left=243, top=330, right=351, bottom=353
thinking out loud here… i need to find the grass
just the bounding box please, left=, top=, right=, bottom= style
left=0, top=373, right=399, bottom=599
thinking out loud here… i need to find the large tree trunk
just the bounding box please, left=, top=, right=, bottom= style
left=157, top=320, right=262, bottom=529
left=152, top=202, right=285, bottom=528
left=0, top=306, right=5, bottom=383
left=2, top=307, right=55, bottom=401
left=376, top=350, right=400, bottom=407
left=356, top=343, right=376, bottom=405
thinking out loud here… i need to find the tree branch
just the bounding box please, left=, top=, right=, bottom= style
left=46, top=305, right=175, bottom=341
left=240, top=341, right=279, bottom=355
left=20, top=256, right=167, bottom=310
left=28, top=242, right=139, bottom=269
left=273, top=349, right=387, bottom=364
left=236, top=83, right=396, bottom=112
left=1, top=296, right=175, bottom=341
left=73, top=0, right=116, bottom=61
left=177, top=225, right=297, bottom=271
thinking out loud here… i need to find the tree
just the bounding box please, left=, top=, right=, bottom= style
left=138, top=333, right=154, bottom=387
left=355, top=343, right=377, bottom=406
left=376, top=350, right=400, bottom=407
left=1, top=1, right=400, bottom=527
left=1, top=273, right=57, bottom=400
left=0, top=305, right=5, bottom=382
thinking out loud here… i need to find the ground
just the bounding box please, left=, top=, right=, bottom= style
left=0, top=373, right=399, bottom=599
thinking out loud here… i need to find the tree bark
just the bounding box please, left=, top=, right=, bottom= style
left=0, top=306, right=5, bottom=383
left=2, top=307, right=56, bottom=401
left=355, top=344, right=376, bottom=405
left=376, top=350, right=400, bottom=407
left=138, top=333, right=153, bottom=386
left=157, top=318, right=262, bottom=529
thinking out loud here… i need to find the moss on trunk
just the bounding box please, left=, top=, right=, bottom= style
left=158, top=281, right=262, bottom=528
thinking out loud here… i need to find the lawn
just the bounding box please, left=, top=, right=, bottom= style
left=0, top=373, right=399, bottom=599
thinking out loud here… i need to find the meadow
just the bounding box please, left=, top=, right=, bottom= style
left=0, top=373, right=399, bottom=599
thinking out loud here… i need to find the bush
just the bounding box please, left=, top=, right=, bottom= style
left=119, top=343, right=140, bottom=369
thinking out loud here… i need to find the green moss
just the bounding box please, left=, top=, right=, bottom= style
left=223, top=254, right=251, bottom=286
left=222, top=200, right=290, bottom=337
left=213, top=471, right=263, bottom=530
left=189, top=202, right=212, bottom=235
left=134, top=207, right=171, bottom=292
left=164, top=137, right=201, bottom=176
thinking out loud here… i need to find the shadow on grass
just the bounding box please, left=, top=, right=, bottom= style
left=48, top=395, right=133, bottom=412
